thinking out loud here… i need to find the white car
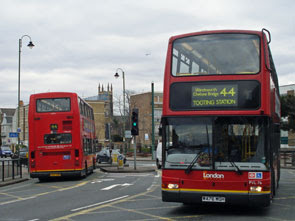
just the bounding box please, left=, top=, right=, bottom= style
left=156, top=142, right=162, bottom=169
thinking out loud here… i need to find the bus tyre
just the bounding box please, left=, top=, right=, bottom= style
left=81, top=162, right=87, bottom=178
left=93, top=159, right=96, bottom=170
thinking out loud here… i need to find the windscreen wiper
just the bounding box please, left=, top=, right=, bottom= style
left=185, top=154, right=200, bottom=174
left=229, top=161, right=242, bottom=175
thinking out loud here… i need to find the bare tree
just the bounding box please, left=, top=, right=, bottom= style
left=113, top=89, right=136, bottom=130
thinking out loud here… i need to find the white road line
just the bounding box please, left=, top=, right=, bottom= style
left=28, top=219, right=39, bottom=221
left=71, top=195, right=129, bottom=212
left=101, top=183, right=132, bottom=190
left=147, top=173, right=160, bottom=191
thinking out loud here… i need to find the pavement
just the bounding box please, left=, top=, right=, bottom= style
left=0, top=156, right=155, bottom=187
left=99, top=156, right=156, bottom=173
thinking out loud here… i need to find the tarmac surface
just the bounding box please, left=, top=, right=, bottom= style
left=0, top=157, right=155, bottom=187
left=2, top=155, right=294, bottom=187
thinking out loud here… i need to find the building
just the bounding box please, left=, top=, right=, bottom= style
left=280, top=84, right=295, bottom=147
left=85, top=84, right=113, bottom=148
left=130, top=91, right=163, bottom=149
left=13, top=101, right=29, bottom=146
left=0, top=108, right=16, bottom=146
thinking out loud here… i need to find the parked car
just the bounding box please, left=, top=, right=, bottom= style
left=0, top=146, right=13, bottom=158
left=156, top=142, right=162, bottom=169
left=96, top=148, right=126, bottom=164
left=11, top=147, right=29, bottom=165
left=96, top=148, right=112, bottom=164
left=19, top=147, right=29, bottom=165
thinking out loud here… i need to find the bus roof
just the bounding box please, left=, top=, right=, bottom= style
left=169, top=29, right=263, bottom=42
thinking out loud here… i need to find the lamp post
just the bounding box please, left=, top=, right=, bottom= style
left=151, top=82, right=155, bottom=160
left=114, top=68, right=126, bottom=152
left=18, top=35, right=34, bottom=149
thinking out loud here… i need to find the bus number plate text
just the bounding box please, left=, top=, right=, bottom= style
left=202, top=196, right=225, bottom=203
left=50, top=173, right=61, bottom=177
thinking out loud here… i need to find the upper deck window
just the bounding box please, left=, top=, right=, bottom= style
left=36, top=98, right=71, bottom=113
left=172, top=34, right=260, bottom=76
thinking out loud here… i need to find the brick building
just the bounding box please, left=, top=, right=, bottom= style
left=130, top=92, right=162, bottom=148
left=86, top=84, right=113, bottom=147
left=280, top=84, right=295, bottom=147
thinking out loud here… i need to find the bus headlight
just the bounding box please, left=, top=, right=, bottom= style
left=250, top=186, right=262, bottom=192
left=167, top=184, right=179, bottom=189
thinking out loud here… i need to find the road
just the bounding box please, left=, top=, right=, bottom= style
left=0, top=166, right=295, bottom=220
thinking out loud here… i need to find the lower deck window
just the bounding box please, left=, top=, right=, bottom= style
left=44, top=133, right=72, bottom=144
left=163, top=116, right=267, bottom=170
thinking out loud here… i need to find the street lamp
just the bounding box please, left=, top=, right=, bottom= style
left=18, top=35, right=34, bottom=149
left=114, top=68, right=126, bottom=151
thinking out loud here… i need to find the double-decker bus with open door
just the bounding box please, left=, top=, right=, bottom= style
left=160, top=29, right=280, bottom=207
left=29, top=92, right=96, bottom=180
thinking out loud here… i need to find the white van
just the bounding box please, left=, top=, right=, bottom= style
left=156, top=142, right=162, bottom=169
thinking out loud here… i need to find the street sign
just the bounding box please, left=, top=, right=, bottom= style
left=125, top=130, right=132, bottom=139
left=9, top=132, right=19, bottom=138
left=17, top=128, right=21, bottom=133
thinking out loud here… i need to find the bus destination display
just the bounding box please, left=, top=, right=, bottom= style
left=192, top=84, right=238, bottom=108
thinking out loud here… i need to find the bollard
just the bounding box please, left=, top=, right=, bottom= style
left=117, top=155, right=124, bottom=169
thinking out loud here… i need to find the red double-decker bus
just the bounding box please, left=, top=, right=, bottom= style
left=29, top=92, right=96, bottom=180
left=161, top=29, right=280, bottom=207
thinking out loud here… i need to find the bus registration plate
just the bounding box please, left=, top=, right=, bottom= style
left=202, top=196, right=225, bottom=203
left=50, top=173, right=61, bottom=177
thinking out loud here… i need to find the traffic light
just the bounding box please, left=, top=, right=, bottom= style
left=131, top=108, right=139, bottom=135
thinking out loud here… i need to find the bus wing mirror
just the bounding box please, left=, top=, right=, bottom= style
left=158, top=126, right=162, bottom=136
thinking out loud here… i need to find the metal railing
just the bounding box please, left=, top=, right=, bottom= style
left=0, top=159, right=23, bottom=182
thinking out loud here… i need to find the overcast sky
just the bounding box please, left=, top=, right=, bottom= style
left=0, top=0, right=294, bottom=108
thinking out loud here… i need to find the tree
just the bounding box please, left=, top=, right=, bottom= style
left=113, top=89, right=136, bottom=131
left=280, top=94, right=295, bottom=131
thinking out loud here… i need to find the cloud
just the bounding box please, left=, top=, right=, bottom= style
left=0, top=0, right=295, bottom=108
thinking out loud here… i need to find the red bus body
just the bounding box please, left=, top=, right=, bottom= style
left=161, top=29, right=280, bottom=207
left=29, top=92, right=96, bottom=179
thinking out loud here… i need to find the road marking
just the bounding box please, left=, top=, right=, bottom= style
left=50, top=178, right=160, bottom=221
left=0, top=181, right=88, bottom=206
left=71, top=195, right=129, bottom=212
left=0, top=183, right=32, bottom=192
left=110, top=204, right=173, bottom=220
left=28, top=219, right=39, bottom=221
left=108, top=173, right=155, bottom=177
left=91, top=178, right=114, bottom=184
left=147, top=175, right=160, bottom=191
left=101, top=183, right=133, bottom=190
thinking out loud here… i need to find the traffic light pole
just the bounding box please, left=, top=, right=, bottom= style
left=131, top=108, right=138, bottom=170
left=133, top=136, right=136, bottom=170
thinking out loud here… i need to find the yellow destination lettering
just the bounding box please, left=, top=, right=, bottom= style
left=193, top=100, right=215, bottom=106
left=216, top=99, right=236, bottom=105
